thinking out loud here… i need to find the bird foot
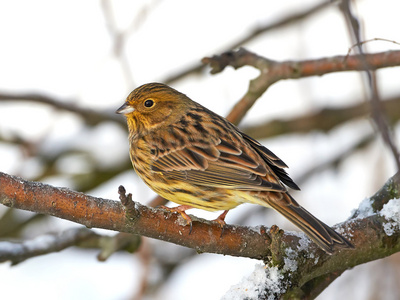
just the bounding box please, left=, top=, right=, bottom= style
left=212, top=210, right=229, bottom=237
left=159, top=205, right=194, bottom=233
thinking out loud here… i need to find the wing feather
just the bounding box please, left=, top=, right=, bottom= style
left=149, top=126, right=291, bottom=193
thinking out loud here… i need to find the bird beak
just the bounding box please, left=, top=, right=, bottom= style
left=116, top=103, right=135, bottom=114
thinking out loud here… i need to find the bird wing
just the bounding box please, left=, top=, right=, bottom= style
left=150, top=128, right=293, bottom=192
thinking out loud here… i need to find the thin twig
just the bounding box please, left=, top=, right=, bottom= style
left=339, top=0, right=400, bottom=170
left=346, top=37, right=400, bottom=58
left=163, top=1, right=333, bottom=84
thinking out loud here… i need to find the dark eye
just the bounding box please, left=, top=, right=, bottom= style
left=144, top=99, right=154, bottom=108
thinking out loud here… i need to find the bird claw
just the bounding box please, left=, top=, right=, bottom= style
left=213, top=210, right=229, bottom=237
left=159, top=205, right=193, bottom=233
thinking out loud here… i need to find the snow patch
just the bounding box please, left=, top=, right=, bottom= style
left=295, top=231, right=311, bottom=252
left=353, top=197, right=375, bottom=219
left=283, top=248, right=298, bottom=273
left=379, top=198, right=400, bottom=236
left=223, top=264, right=287, bottom=300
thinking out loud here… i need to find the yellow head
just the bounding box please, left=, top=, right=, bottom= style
left=116, top=83, right=191, bottom=136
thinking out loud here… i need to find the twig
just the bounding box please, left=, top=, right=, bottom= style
left=163, top=1, right=332, bottom=84
left=97, top=232, right=141, bottom=262
left=346, top=37, right=400, bottom=58
left=132, top=238, right=152, bottom=300
left=0, top=92, right=123, bottom=127
left=101, top=0, right=135, bottom=87
left=0, top=209, right=46, bottom=237
left=340, top=0, right=400, bottom=170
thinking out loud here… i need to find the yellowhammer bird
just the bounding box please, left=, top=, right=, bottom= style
left=116, top=82, right=354, bottom=254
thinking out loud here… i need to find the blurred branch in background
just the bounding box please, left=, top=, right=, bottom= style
left=100, top=0, right=162, bottom=87
left=163, top=0, right=332, bottom=84
left=242, top=95, right=400, bottom=139
left=203, top=48, right=400, bottom=124
left=3, top=49, right=399, bottom=131
left=340, top=0, right=400, bottom=170
left=0, top=92, right=123, bottom=127
left=0, top=209, right=46, bottom=237
left=0, top=227, right=141, bottom=265
left=0, top=227, right=97, bottom=265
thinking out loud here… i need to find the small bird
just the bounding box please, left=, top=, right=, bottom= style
left=116, top=82, right=354, bottom=254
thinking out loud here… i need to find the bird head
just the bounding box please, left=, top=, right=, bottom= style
left=116, top=83, right=190, bottom=136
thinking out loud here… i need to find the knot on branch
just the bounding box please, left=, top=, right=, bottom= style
left=268, top=225, right=286, bottom=266
left=202, top=48, right=268, bottom=74
left=118, top=185, right=140, bottom=221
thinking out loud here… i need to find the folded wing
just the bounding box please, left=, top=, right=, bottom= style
left=150, top=127, right=297, bottom=193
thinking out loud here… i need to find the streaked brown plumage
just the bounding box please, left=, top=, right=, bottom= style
left=116, top=82, right=354, bottom=254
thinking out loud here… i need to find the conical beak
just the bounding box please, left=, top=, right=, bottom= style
left=116, top=102, right=135, bottom=114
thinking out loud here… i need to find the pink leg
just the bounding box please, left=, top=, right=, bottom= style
left=160, top=205, right=194, bottom=233
left=213, top=210, right=229, bottom=228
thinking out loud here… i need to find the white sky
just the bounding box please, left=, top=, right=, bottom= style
left=1, top=0, right=400, bottom=299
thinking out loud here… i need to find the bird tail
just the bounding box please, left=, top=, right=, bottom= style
left=264, top=193, right=354, bottom=254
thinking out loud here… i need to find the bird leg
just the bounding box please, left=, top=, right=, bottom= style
left=213, top=210, right=229, bottom=237
left=213, top=210, right=229, bottom=227
left=159, top=205, right=194, bottom=233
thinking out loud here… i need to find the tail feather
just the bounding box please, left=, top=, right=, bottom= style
left=266, top=193, right=354, bottom=254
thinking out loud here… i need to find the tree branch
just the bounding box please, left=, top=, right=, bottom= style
left=0, top=171, right=270, bottom=259
left=0, top=227, right=141, bottom=265
left=0, top=92, right=124, bottom=127
left=202, top=48, right=400, bottom=125
left=1, top=171, right=399, bottom=291
left=0, top=227, right=97, bottom=265
left=2, top=50, right=399, bottom=133
left=163, top=0, right=332, bottom=85
left=242, top=95, right=400, bottom=140
left=339, top=0, right=400, bottom=170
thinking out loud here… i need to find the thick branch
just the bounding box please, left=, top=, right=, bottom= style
left=1, top=171, right=400, bottom=299
left=1, top=171, right=399, bottom=266
left=0, top=172, right=270, bottom=259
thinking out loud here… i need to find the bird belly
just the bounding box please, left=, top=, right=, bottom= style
left=149, top=180, right=245, bottom=212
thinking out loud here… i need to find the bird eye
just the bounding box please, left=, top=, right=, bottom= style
left=144, top=99, right=154, bottom=108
